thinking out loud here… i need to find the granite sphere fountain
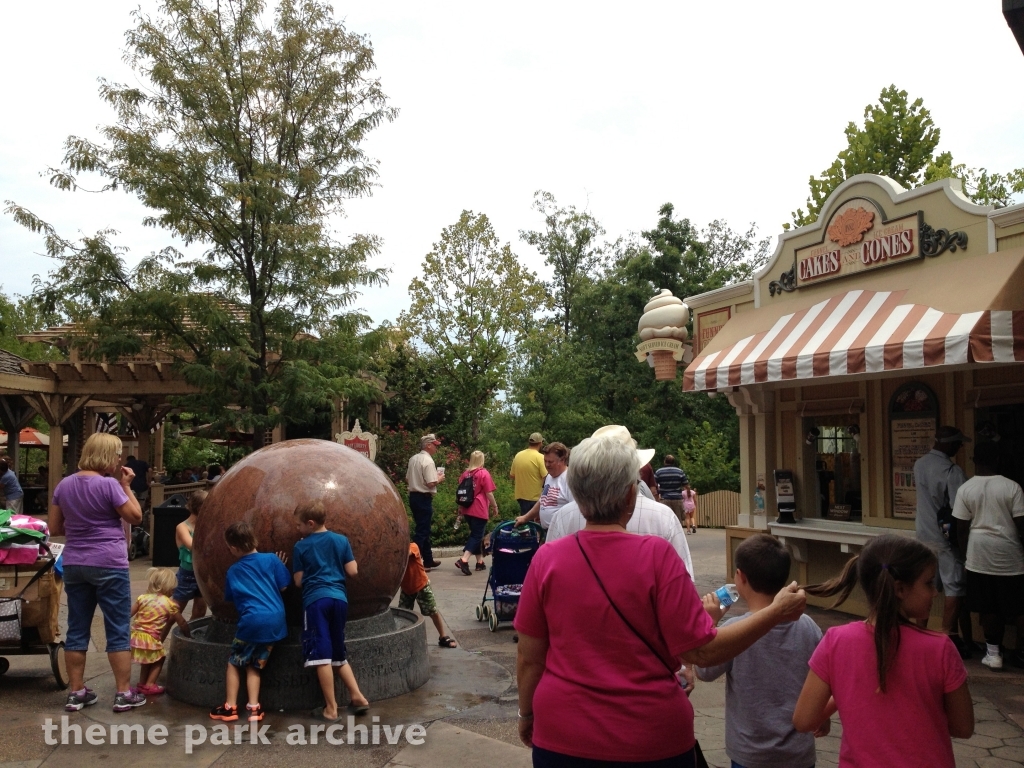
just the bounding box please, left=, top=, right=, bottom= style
left=166, top=439, right=428, bottom=709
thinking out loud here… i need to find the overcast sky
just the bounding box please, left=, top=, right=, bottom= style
left=2, top=1, right=1022, bottom=326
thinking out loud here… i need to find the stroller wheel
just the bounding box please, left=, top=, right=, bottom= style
left=482, top=604, right=490, bottom=621
left=487, top=611, right=499, bottom=632
left=475, top=605, right=483, bottom=621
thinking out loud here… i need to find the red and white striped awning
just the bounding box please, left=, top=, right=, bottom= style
left=684, top=289, right=1024, bottom=392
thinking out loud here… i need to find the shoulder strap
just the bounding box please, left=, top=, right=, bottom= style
left=574, top=533, right=677, bottom=678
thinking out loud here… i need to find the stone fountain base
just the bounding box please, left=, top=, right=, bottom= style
left=166, top=608, right=428, bottom=710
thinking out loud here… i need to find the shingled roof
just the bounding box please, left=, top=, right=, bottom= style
left=0, top=348, right=28, bottom=376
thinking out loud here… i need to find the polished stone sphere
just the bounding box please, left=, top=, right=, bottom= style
left=192, top=439, right=409, bottom=623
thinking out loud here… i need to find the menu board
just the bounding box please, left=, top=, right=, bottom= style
left=891, top=417, right=936, bottom=518
left=887, top=383, right=940, bottom=519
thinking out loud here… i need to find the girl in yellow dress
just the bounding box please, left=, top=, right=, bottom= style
left=130, top=567, right=191, bottom=695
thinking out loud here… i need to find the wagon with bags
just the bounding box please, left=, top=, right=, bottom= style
left=475, top=520, right=542, bottom=632
left=0, top=510, right=68, bottom=688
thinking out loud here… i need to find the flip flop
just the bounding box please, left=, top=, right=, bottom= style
left=348, top=702, right=370, bottom=716
left=311, top=706, right=342, bottom=722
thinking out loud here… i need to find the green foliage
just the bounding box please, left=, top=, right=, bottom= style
left=520, top=191, right=606, bottom=336
left=790, top=85, right=940, bottom=228
left=5, top=0, right=396, bottom=443
left=489, top=203, right=758, bottom=491
left=375, top=332, right=454, bottom=436
left=924, top=152, right=1024, bottom=208
left=679, top=421, right=739, bottom=492
left=164, top=435, right=225, bottom=473
left=401, top=211, right=550, bottom=449
left=0, top=289, right=66, bottom=361
left=788, top=84, right=1024, bottom=228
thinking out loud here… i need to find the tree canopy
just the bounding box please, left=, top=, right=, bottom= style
left=519, top=191, right=605, bottom=337
left=789, top=84, right=1024, bottom=228
left=6, top=0, right=396, bottom=444
left=401, top=210, right=548, bottom=448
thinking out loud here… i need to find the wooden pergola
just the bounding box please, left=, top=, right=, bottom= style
left=1, top=325, right=388, bottom=504
left=0, top=332, right=199, bottom=503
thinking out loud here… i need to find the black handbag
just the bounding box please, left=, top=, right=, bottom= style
left=575, top=534, right=711, bottom=768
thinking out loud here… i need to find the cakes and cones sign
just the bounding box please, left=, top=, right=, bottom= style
left=795, top=199, right=921, bottom=287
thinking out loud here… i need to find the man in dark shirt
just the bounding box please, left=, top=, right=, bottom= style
left=654, top=455, right=689, bottom=526
left=124, top=455, right=150, bottom=496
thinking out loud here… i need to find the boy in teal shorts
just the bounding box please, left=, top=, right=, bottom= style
left=292, top=502, right=370, bottom=721
left=210, top=521, right=290, bottom=723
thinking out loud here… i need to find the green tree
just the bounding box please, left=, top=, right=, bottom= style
left=923, top=152, right=1024, bottom=207
left=519, top=191, right=606, bottom=336
left=790, top=85, right=940, bottom=227
left=679, top=420, right=740, bottom=492
left=788, top=84, right=1024, bottom=228
left=491, top=204, right=761, bottom=490
left=401, top=211, right=549, bottom=449
left=0, top=289, right=66, bottom=361
left=5, top=0, right=395, bottom=446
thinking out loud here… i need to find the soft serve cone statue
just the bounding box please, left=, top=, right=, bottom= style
left=637, top=289, right=690, bottom=381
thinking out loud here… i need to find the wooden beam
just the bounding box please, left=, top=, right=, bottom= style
left=0, top=372, right=56, bottom=395
left=48, top=424, right=63, bottom=505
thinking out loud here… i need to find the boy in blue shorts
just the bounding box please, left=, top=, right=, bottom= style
left=292, top=502, right=370, bottom=721
left=210, top=521, right=290, bottom=723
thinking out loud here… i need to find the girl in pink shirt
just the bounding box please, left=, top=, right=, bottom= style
left=793, top=535, right=974, bottom=768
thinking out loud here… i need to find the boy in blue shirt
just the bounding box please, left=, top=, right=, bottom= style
left=292, top=502, right=370, bottom=721
left=210, top=521, right=290, bottom=723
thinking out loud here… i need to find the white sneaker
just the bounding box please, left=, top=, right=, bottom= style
left=982, top=652, right=1003, bottom=670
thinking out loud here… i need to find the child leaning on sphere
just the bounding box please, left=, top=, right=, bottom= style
left=290, top=502, right=370, bottom=721
left=209, top=521, right=290, bottom=723
left=793, top=534, right=974, bottom=768
left=129, top=567, right=191, bottom=696
left=173, top=490, right=208, bottom=620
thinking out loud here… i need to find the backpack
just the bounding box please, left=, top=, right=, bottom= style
left=456, top=470, right=477, bottom=508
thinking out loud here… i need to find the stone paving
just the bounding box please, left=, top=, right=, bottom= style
left=4, top=529, right=1024, bottom=766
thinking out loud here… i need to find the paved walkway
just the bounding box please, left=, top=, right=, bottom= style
left=3, top=529, right=1024, bottom=767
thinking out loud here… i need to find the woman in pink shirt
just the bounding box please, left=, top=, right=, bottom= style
left=793, top=535, right=975, bottom=767
left=454, top=451, right=498, bottom=575
left=514, top=436, right=807, bottom=767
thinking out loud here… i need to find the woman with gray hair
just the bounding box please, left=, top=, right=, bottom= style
left=514, top=436, right=807, bottom=767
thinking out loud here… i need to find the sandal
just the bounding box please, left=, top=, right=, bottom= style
left=312, top=705, right=341, bottom=722
left=438, top=636, right=457, bottom=648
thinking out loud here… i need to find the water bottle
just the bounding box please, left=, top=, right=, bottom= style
left=715, top=583, right=740, bottom=611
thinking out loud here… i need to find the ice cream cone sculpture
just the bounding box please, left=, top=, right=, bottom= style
left=635, top=289, right=690, bottom=381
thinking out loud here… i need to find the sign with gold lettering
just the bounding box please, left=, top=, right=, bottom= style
left=695, top=307, right=731, bottom=353
left=795, top=199, right=921, bottom=288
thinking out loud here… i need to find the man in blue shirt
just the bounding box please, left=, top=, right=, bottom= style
left=654, top=454, right=689, bottom=526
left=0, top=458, right=24, bottom=513
left=210, top=521, right=290, bottom=723
left=292, top=502, right=370, bottom=721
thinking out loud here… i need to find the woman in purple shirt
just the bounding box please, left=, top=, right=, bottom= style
left=50, top=433, right=145, bottom=713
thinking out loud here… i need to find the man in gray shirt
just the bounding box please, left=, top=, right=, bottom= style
left=914, top=425, right=970, bottom=657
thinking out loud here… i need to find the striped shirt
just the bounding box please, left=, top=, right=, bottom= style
left=654, top=466, right=689, bottom=500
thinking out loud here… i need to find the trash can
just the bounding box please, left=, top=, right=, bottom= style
left=152, top=494, right=190, bottom=567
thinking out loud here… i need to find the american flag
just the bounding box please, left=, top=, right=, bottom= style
left=94, top=413, right=118, bottom=433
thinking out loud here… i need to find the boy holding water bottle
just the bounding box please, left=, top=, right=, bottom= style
left=696, top=534, right=824, bottom=768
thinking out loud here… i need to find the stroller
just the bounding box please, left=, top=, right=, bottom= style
left=475, top=521, right=542, bottom=632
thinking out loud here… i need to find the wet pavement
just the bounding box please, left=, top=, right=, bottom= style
left=3, top=529, right=1024, bottom=767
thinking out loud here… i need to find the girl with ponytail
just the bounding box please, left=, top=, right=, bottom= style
left=792, top=534, right=974, bottom=767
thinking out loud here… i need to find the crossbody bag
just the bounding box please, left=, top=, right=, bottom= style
left=574, top=533, right=709, bottom=768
